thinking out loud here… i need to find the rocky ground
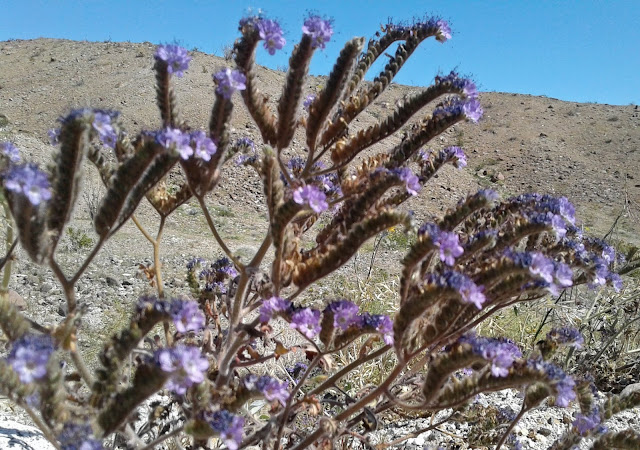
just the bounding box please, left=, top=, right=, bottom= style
left=0, top=38, right=639, bottom=449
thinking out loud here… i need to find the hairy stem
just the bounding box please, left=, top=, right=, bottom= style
left=196, top=194, right=243, bottom=269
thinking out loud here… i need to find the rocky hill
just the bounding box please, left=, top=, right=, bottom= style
left=1, top=38, right=638, bottom=245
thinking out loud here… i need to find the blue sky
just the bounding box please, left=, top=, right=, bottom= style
left=1, top=1, right=638, bottom=105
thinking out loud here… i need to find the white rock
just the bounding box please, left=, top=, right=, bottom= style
left=0, top=419, right=55, bottom=449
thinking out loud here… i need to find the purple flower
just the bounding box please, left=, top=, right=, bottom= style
left=3, top=163, right=52, bottom=206
left=436, top=19, right=452, bottom=42
left=418, top=222, right=440, bottom=239
left=290, top=308, right=321, bottom=339
left=235, top=137, right=255, bottom=152
left=528, top=358, right=576, bottom=407
left=557, top=197, right=576, bottom=225
left=302, top=16, right=334, bottom=49
left=190, top=131, right=217, bottom=161
left=303, top=94, right=316, bottom=111
left=171, top=300, right=205, bottom=333
left=436, top=232, right=464, bottom=266
left=155, top=345, right=209, bottom=395
left=255, top=375, right=290, bottom=405
left=528, top=252, right=555, bottom=283
left=601, top=245, right=616, bottom=263
left=136, top=295, right=171, bottom=315
left=214, top=68, right=247, bottom=99
left=155, top=127, right=193, bottom=159
left=92, top=112, right=117, bottom=148
left=154, top=44, right=191, bottom=77
left=573, top=408, right=601, bottom=435
left=257, top=19, right=286, bottom=55
left=287, top=156, right=305, bottom=174
left=1, top=142, right=21, bottom=163
left=293, top=185, right=328, bottom=213
left=443, top=146, right=467, bottom=168
left=198, top=257, right=238, bottom=293
left=325, top=300, right=360, bottom=331
left=439, top=72, right=478, bottom=99
left=58, top=423, right=103, bottom=450
left=550, top=214, right=567, bottom=240
left=48, top=128, right=61, bottom=146
left=477, top=189, right=499, bottom=202
left=259, top=296, right=291, bottom=323
left=212, top=257, right=238, bottom=278
left=316, top=172, right=341, bottom=197
left=460, top=335, right=522, bottom=377
left=607, top=272, right=623, bottom=292
left=286, top=362, right=308, bottom=380
left=547, top=327, right=584, bottom=349
left=460, top=280, right=486, bottom=309
left=360, top=313, right=394, bottom=345
left=435, top=271, right=487, bottom=309
left=393, top=167, right=421, bottom=196
left=461, top=79, right=478, bottom=99
left=549, top=262, right=573, bottom=296
left=591, top=258, right=609, bottom=287
left=7, top=334, right=55, bottom=383
left=207, top=410, right=245, bottom=450
left=462, top=98, right=483, bottom=122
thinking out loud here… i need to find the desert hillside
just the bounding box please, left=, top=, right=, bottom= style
left=0, top=38, right=639, bottom=245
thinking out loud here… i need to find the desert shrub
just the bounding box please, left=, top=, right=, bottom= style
left=0, top=13, right=638, bottom=450
left=65, top=226, right=94, bottom=251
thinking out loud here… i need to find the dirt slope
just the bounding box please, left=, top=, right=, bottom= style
left=1, top=38, right=638, bottom=245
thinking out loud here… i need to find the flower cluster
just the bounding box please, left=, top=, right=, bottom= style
left=0, top=141, right=21, bottom=164
left=434, top=97, right=483, bottom=123
left=418, top=223, right=464, bottom=267
left=324, top=300, right=360, bottom=331
left=155, top=345, right=209, bottom=395
left=383, top=17, right=450, bottom=43
left=303, top=94, right=316, bottom=111
left=154, top=127, right=217, bottom=161
left=233, top=137, right=257, bottom=165
left=439, top=145, right=467, bottom=168
left=505, top=250, right=574, bottom=296
left=6, top=334, right=55, bottom=383
left=302, top=16, right=333, bottom=49
left=546, top=327, right=584, bottom=349
left=392, top=167, right=421, bottom=196
left=3, top=163, right=52, bottom=206
left=195, top=256, right=239, bottom=294
left=527, top=358, right=576, bottom=407
left=154, top=44, right=192, bottom=77
left=260, top=297, right=394, bottom=344
left=170, top=299, right=206, bottom=333
left=242, top=374, right=290, bottom=405
left=284, top=158, right=341, bottom=197
left=573, top=407, right=604, bottom=435
left=291, top=308, right=322, bottom=339
left=293, top=185, right=328, bottom=213
left=51, top=108, right=120, bottom=149
left=256, top=18, right=286, bottom=55
left=214, top=68, right=247, bottom=99
left=58, top=423, right=103, bottom=450
left=207, top=410, right=245, bottom=450
left=437, top=71, right=478, bottom=99
left=435, top=19, right=452, bottom=42
left=92, top=111, right=118, bottom=148
left=426, top=271, right=487, bottom=309
left=459, top=334, right=522, bottom=377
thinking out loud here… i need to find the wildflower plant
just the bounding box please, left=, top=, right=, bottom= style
left=0, top=12, right=638, bottom=450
